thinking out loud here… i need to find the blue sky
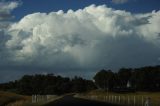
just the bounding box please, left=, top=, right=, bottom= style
left=13, top=0, right=160, bottom=21
left=0, top=0, right=160, bottom=82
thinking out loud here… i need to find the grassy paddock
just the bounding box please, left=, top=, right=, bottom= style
left=78, top=90, right=160, bottom=106
left=0, top=91, right=62, bottom=106
left=0, top=91, right=31, bottom=106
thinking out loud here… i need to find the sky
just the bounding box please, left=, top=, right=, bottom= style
left=0, top=0, right=160, bottom=83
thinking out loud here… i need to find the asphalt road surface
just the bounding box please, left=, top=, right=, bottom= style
left=44, top=95, right=121, bottom=106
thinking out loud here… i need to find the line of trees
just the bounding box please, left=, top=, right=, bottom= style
left=94, top=65, right=160, bottom=91
left=0, top=65, right=160, bottom=95
left=0, top=74, right=96, bottom=95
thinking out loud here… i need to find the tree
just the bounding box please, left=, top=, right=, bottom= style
left=131, top=66, right=160, bottom=91
left=117, top=68, right=132, bottom=88
left=94, top=69, right=114, bottom=90
left=0, top=73, right=96, bottom=95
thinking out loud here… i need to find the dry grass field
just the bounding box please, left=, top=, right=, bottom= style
left=0, top=91, right=62, bottom=106
left=0, top=91, right=31, bottom=106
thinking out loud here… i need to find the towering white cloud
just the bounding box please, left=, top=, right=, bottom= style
left=1, top=5, right=160, bottom=81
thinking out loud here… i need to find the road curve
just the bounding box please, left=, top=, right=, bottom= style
left=44, top=95, right=120, bottom=106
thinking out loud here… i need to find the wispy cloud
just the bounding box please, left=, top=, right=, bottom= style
left=0, top=1, right=20, bottom=20
left=111, top=0, right=128, bottom=4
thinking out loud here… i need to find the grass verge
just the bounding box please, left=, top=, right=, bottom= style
left=76, top=90, right=160, bottom=106
left=0, top=91, right=31, bottom=106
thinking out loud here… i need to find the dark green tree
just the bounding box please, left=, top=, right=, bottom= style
left=117, top=68, right=132, bottom=88
left=94, top=69, right=114, bottom=90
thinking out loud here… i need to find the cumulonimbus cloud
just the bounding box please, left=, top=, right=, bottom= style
left=0, top=5, right=160, bottom=81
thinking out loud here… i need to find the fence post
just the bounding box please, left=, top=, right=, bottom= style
left=119, top=96, right=121, bottom=104
left=112, top=95, right=114, bottom=103
left=32, top=95, right=36, bottom=103
left=115, top=96, right=117, bottom=103
left=128, top=96, right=130, bottom=105
left=134, top=96, right=136, bottom=106
left=106, top=96, right=107, bottom=102
left=144, top=97, right=151, bottom=106
left=142, top=96, right=144, bottom=106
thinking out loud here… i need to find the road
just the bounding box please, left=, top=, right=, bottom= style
left=44, top=95, right=120, bottom=106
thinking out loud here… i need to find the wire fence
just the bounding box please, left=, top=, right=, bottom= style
left=78, top=95, right=155, bottom=106
left=31, top=95, right=55, bottom=103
